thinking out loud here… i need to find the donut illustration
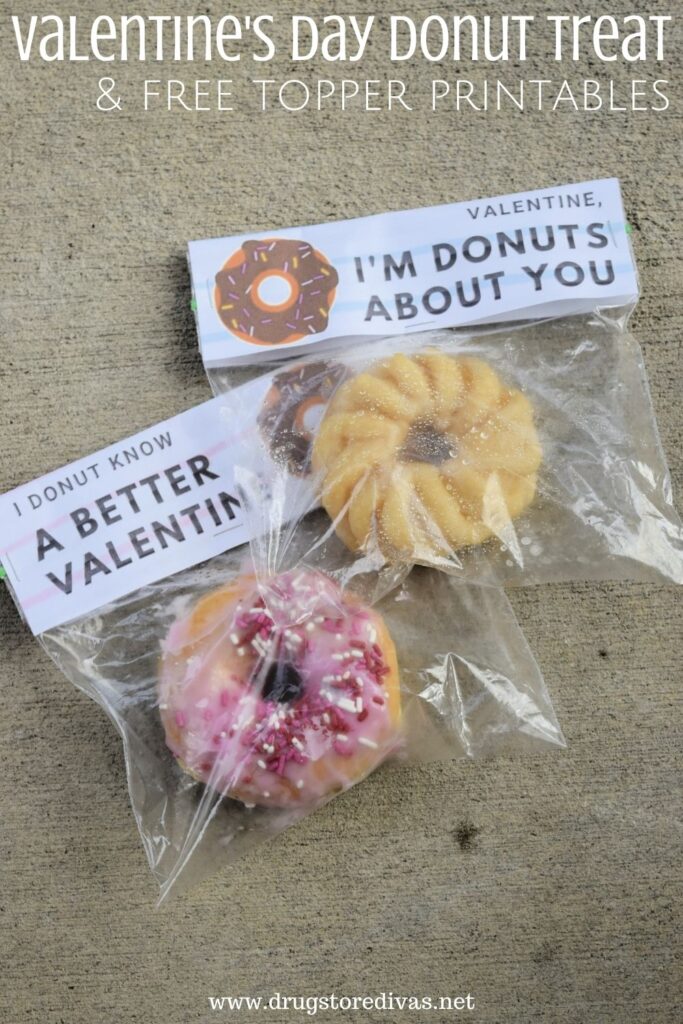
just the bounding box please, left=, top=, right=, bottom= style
left=258, top=360, right=350, bottom=477
left=214, top=238, right=339, bottom=347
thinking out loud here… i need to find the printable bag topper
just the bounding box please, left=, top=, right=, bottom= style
left=0, top=375, right=307, bottom=635
left=189, top=177, right=639, bottom=368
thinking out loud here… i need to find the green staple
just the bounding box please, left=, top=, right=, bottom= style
left=625, top=223, right=633, bottom=234
left=190, top=298, right=198, bottom=311
left=0, top=566, right=6, bottom=580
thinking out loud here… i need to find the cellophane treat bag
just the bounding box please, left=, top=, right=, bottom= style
left=0, top=392, right=563, bottom=902
left=191, top=179, right=682, bottom=586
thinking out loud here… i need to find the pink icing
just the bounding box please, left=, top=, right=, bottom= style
left=158, top=569, right=399, bottom=808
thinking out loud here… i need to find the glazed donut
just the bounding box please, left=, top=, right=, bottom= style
left=214, top=238, right=338, bottom=347
left=257, top=360, right=350, bottom=476
left=158, top=569, right=401, bottom=808
left=311, top=351, right=542, bottom=560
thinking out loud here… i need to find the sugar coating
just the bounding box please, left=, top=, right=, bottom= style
left=311, top=351, right=542, bottom=560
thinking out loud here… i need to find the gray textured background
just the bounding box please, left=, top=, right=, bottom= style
left=0, top=3, right=681, bottom=1022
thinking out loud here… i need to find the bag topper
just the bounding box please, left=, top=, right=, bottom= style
left=0, top=377, right=307, bottom=634
left=190, top=178, right=637, bottom=369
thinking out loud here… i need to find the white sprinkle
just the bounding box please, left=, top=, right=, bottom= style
left=230, top=633, right=240, bottom=645
left=337, top=697, right=357, bottom=713
left=367, top=627, right=377, bottom=643
left=356, top=698, right=364, bottom=713
left=335, top=733, right=349, bottom=743
left=296, top=779, right=304, bottom=790
left=257, top=759, right=267, bottom=769
left=350, top=648, right=363, bottom=658
left=220, top=731, right=227, bottom=738
left=332, top=653, right=346, bottom=661
left=322, top=674, right=336, bottom=684
left=343, top=671, right=351, bottom=680
left=263, top=791, right=270, bottom=798
left=322, top=712, right=331, bottom=725
left=306, top=621, right=315, bottom=632
left=237, top=647, right=246, bottom=657
left=159, top=703, right=168, bottom=710
left=315, top=616, right=325, bottom=624
left=292, top=737, right=304, bottom=751
left=359, top=737, right=378, bottom=749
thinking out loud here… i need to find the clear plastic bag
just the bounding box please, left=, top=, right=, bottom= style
left=38, top=532, right=563, bottom=903
left=214, top=312, right=683, bottom=585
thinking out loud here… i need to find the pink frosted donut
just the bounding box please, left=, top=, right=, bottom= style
left=158, top=569, right=401, bottom=808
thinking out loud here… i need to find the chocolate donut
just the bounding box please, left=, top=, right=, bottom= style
left=214, top=238, right=339, bottom=347
left=258, top=360, right=350, bottom=476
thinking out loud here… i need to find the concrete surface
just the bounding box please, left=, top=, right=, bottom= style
left=0, top=2, right=681, bottom=1022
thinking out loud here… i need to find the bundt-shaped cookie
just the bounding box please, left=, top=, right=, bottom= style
left=311, top=351, right=542, bottom=561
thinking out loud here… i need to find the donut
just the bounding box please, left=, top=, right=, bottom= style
left=158, top=569, right=401, bottom=808
left=311, top=351, right=542, bottom=560
left=214, top=238, right=339, bottom=347
left=257, top=360, right=350, bottom=476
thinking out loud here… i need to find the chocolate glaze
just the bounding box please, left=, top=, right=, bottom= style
left=215, top=238, right=339, bottom=346
left=258, top=360, right=350, bottom=476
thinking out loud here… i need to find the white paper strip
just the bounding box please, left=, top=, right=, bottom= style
left=0, top=379, right=279, bottom=634
left=189, top=178, right=638, bottom=368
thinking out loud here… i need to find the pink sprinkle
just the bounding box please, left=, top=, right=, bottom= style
left=220, top=689, right=231, bottom=707
left=334, top=739, right=354, bottom=758
left=175, top=711, right=187, bottom=728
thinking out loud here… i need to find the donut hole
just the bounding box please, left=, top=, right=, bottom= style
left=296, top=397, right=326, bottom=437
left=400, top=422, right=456, bottom=465
left=253, top=271, right=299, bottom=312
left=260, top=660, right=305, bottom=703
